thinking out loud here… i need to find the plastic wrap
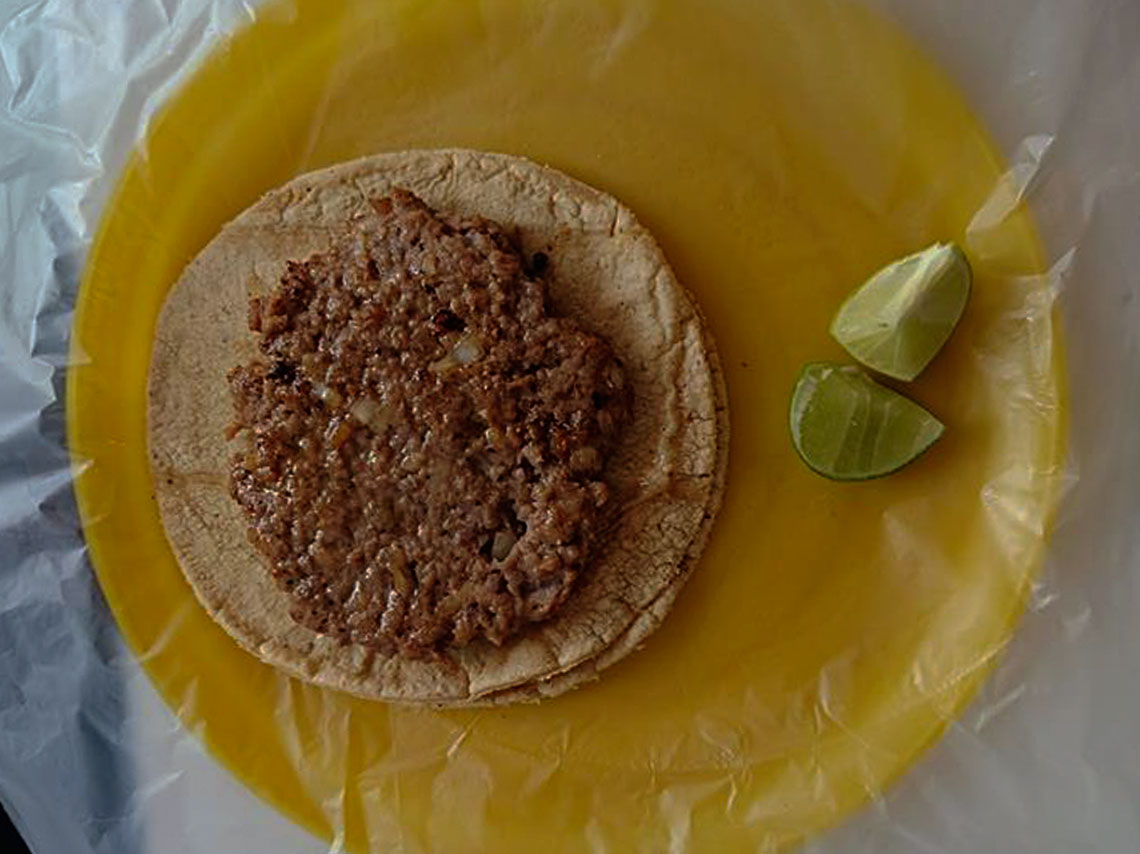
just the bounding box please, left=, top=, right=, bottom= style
left=0, top=0, right=1137, bottom=851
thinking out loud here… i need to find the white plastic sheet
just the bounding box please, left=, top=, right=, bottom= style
left=0, top=0, right=1138, bottom=851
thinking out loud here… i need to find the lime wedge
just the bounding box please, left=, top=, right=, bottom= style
left=789, top=362, right=944, bottom=480
left=830, top=242, right=971, bottom=381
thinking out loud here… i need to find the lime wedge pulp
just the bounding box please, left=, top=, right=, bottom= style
left=789, top=362, right=944, bottom=480
left=830, top=242, right=971, bottom=381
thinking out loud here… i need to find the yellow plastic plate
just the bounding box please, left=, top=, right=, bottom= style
left=68, top=0, right=1066, bottom=850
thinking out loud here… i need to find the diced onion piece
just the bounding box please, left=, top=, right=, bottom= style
left=350, top=396, right=394, bottom=433
left=430, top=334, right=483, bottom=374
left=491, top=530, right=517, bottom=561
left=386, top=547, right=412, bottom=596
left=314, top=383, right=343, bottom=408
left=453, top=334, right=483, bottom=365
left=569, top=446, right=601, bottom=473
left=429, top=354, right=458, bottom=374
left=327, top=420, right=353, bottom=449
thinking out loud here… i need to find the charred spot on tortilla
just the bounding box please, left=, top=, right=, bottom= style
left=226, top=189, right=631, bottom=654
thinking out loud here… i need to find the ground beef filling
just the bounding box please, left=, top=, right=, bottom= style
left=227, top=190, right=631, bottom=653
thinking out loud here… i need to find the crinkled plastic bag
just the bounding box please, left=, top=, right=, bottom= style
left=1, top=0, right=1138, bottom=851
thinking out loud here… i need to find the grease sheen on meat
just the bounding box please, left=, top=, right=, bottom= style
left=227, top=190, right=631, bottom=653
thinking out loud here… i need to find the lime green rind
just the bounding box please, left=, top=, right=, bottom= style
left=830, top=243, right=972, bottom=381
left=789, top=362, right=945, bottom=481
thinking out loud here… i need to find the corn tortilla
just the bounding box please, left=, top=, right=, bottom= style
left=148, top=149, right=728, bottom=705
